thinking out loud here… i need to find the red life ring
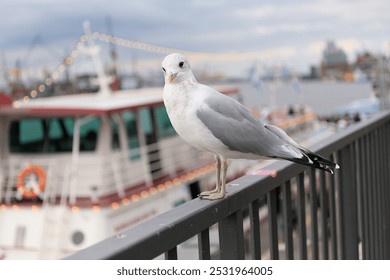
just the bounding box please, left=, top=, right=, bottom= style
left=16, top=165, right=46, bottom=199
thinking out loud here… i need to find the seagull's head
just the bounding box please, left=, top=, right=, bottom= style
left=161, top=53, right=195, bottom=85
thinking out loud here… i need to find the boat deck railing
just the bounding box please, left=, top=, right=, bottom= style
left=0, top=137, right=206, bottom=204
left=66, top=111, right=390, bottom=260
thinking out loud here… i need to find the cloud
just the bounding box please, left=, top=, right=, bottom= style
left=233, top=4, right=276, bottom=19
left=254, top=23, right=315, bottom=36
left=337, top=39, right=363, bottom=55
left=1, top=0, right=388, bottom=77
left=307, top=41, right=326, bottom=57
left=302, top=0, right=389, bottom=22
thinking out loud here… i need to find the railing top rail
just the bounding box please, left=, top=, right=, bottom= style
left=65, top=111, right=390, bottom=260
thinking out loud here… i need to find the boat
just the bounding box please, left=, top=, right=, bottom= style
left=0, top=26, right=247, bottom=259
left=0, top=82, right=244, bottom=259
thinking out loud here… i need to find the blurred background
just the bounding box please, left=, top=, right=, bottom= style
left=0, top=0, right=389, bottom=260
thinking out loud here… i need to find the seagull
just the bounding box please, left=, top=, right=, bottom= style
left=162, top=53, right=339, bottom=200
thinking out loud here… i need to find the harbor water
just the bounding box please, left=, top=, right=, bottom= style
left=231, top=80, right=374, bottom=116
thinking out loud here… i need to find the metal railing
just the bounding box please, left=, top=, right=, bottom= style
left=66, top=111, right=390, bottom=260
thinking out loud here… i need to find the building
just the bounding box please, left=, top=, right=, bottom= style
left=353, top=52, right=380, bottom=81
left=320, top=41, right=350, bottom=80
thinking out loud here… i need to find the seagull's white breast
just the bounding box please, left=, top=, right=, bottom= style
left=163, top=83, right=229, bottom=155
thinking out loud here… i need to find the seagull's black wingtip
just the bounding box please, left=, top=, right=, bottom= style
left=282, top=151, right=339, bottom=174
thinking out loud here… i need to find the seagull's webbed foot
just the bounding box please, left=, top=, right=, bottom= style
left=199, top=190, right=226, bottom=200
left=199, top=189, right=219, bottom=197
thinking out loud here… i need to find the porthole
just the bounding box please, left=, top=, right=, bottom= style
left=71, top=231, right=85, bottom=246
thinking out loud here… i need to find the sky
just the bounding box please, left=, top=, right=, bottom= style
left=1, top=0, right=389, bottom=81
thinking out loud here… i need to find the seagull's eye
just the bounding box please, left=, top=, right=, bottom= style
left=162, top=67, right=166, bottom=72
left=179, top=62, right=184, bottom=68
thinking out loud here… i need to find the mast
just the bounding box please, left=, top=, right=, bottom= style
left=82, top=21, right=111, bottom=97
left=105, top=16, right=118, bottom=77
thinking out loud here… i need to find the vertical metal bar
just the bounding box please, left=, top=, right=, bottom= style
left=282, top=181, right=294, bottom=259
left=376, top=129, right=382, bottom=259
left=378, top=127, right=385, bottom=260
left=358, top=136, right=369, bottom=260
left=296, top=172, right=307, bottom=259
left=373, top=129, right=378, bottom=259
left=249, top=199, right=261, bottom=259
left=379, top=125, right=387, bottom=259
left=382, top=125, right=387, bottom=259
left=319, top=171, right=329, bottom=259
left=378, top=126, right=386, bottom=259
left=218, top=210, right=245, bottom=259
left=309, top=168, right=319, bottom=259
left=375, top=129, right=381, bottom=259
left=380, top=126, right=387, bottom=260
left=328, top=154, right=338, bottom=259
left=198, top=228, right=211, bottom=260
left=383, top=124, right=388, bottom=259
left=383, top=123, right=388, bottom=259
left=338, top=145, right=359, bottom=259
left=385, top=122, right=390, bottom=259
left=267, top=189, right=279, bottom=260
left=382, top=124, right=388, bottom=259
left=372, top=130, right=380, bottom=259
left=366, top=133, right=374, bottom=259
left=386, top=122, right=390, bottom=259
left=165, top=247, right=178, bottom=260
left=354, top=140, right=362, bottom=260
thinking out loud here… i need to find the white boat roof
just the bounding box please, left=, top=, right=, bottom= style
left=0, top=86, right=239, bottom=117
left=0, top=87, right=163, bottom=117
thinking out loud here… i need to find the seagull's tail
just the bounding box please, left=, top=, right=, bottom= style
left=281, top=149, right=340, bottom=174
left=263, top=124, right=339, bottom=174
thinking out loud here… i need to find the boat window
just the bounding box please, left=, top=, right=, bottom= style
left=140, top=108, right=153, bottom=138
left=123, top=111, right=140, bottom=160
left=140, top=108, right=160, bottom=145
left=79, top=117, right=100, bottom=152
left=111, top=117, right=120, bottom=150
left=153, top=106, right=175, bottom=138
left=9, top=117, right=100, bottom=153
left=10, top=119, right=45, bottom=153
left=47, top=118, right=72, bottom=152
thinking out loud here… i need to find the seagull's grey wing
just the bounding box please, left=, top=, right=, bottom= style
left=264, top=124, right=340, bottom=173
left=196, top=90, right=339, bottom=174
left=196, top=94, right=303, bottom=159
left=263, top=124, right=301, bottom=148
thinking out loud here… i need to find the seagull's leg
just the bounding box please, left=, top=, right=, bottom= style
left=199, top=156, right=221, bottom=198
left=202, top=159, right=228, bottom=200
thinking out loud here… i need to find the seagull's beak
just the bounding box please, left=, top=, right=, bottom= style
left=166, top=72, right=177, bottom=84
